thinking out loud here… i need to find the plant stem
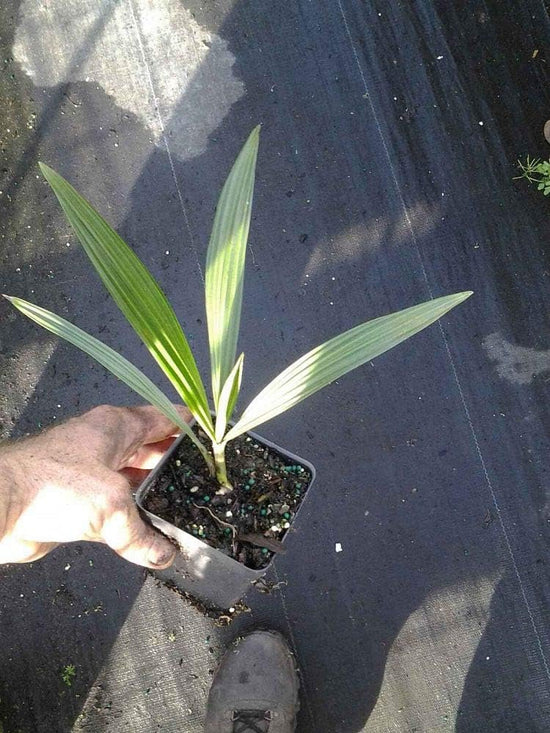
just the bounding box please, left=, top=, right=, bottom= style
left=179, top=420, right=215, bottom=476
left=212, top=440, right=232, bottom=492
left=196, top=436, right=216, bottom=476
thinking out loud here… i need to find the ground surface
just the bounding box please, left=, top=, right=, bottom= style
left=1, top=1, right=550, bottom=731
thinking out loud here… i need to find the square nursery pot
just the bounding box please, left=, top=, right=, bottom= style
left=135, top=428, right=316, bottom=611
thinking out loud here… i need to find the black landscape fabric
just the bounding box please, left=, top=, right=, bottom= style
left=1, top=1, right=550, bottom=731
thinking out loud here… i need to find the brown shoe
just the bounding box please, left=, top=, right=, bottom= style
left=204, top=631, right=300, bottom=733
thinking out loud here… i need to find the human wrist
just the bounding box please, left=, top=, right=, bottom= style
left=0, top=443, right=26, bottom=542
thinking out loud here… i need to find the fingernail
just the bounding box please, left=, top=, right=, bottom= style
left=148, top=544, right=176, bottom=568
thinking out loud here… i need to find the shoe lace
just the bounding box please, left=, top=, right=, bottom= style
left=232, top=709, right=271, bottom=733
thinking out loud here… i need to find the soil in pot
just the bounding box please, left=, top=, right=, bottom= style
left=142, top=428, right=313, bottom=570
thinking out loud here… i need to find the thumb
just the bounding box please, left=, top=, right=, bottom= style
left=101, top=500, right=177, bottom=569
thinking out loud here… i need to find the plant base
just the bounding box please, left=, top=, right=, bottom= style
left=135, top=428, right=315, bottom=610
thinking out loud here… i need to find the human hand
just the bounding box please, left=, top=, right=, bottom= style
left=0, top=404, right=191, bottom=568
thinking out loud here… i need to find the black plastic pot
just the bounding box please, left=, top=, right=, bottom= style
left=135, top=429, right=316, bottom=610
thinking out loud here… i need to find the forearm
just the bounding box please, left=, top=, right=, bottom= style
left=0, top=442, right=33, bottom=560
left=0, top=445, right=17, bottom=541
left=0, top=431, right=81, bottom=563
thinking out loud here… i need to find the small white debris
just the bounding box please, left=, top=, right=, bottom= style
left=478, top=121, right=484, bottom=126
left=225, top=511, right=233, bottom=518
left=436, top=55, right=444, bottom=60
left=190, top=486, right=199, bottom=493
left=335, top=543, right=343, bottom=553
left=165, top=250, right=170, bottom=255
left=64, top=563, right=71, bottom=570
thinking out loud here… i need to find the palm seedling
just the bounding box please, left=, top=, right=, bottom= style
left=5, top=127, right=472, bottom=493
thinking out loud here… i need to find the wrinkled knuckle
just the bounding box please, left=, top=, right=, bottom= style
left=101, top=502, right=137, bottom=543
left=87, top=405, right=121, bottom=424
left=79, top=406, right=123, bottom=438
left=125, top=406, right=150, bottom=432
left=103, top=495, right=126, bottom=518
left=96, top=479, right=130, bottom=515
left=105, top=487, right=131, bottom=514
left=119, top=515, right=143, bottom=545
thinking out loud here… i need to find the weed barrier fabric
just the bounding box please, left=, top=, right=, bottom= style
left=1, top=0, right=550, bottom=730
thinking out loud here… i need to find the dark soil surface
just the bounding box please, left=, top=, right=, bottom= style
left=142, top=429, right=313, bottom=570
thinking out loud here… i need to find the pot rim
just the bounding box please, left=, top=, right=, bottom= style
left=135, top=425, right=316, bottom=572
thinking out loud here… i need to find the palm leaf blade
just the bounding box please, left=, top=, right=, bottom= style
left=205, top=126, right=260, bottom=409
left=226, top=292, right=472, bottom=440
left=215, top=353, right=244, bottom=442
left=38, top=163, right=213, bottom=436
left=4, top=295, right=200, bottom=442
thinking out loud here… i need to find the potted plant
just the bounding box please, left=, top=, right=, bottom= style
left=5, top=127, right=472, bottom=610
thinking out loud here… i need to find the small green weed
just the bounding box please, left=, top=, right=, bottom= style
left=61, top=664, right=76, bottom=687
left=515, top=155, right=550, bottom=195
